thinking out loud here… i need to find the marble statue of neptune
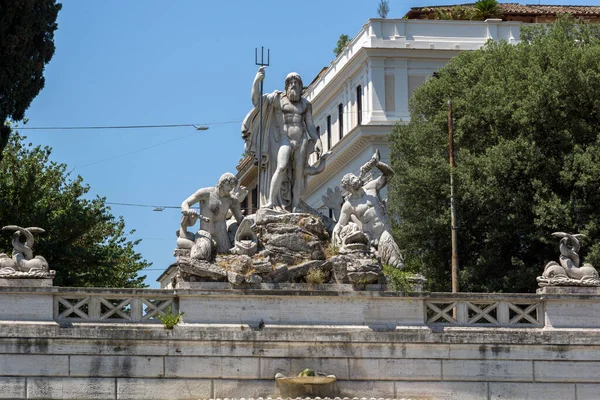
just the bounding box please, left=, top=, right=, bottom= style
left=242, top=67, right=323, bottom=212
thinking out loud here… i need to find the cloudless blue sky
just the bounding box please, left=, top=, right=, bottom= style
left=21, top=0, right=600, bottom=287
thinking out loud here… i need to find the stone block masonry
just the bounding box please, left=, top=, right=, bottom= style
left=0, top=285, right=599, bottom=399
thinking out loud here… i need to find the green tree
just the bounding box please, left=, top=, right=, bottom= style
left=377, top=0, right=390, bottom=18
left=0, top=133, right=149, bottom=287
left=433, top=6, right=477, bottom=21
left=473, top=0, right=503, bottom=20
left=334, top=34, right=350, bottom=57
left=0, top=0, right=62, bottom=161
left=389, top=18, right=600, bottom=293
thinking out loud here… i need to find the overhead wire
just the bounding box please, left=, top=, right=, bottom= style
left=31, top=119, right=246, bottom=170
left=19, top=124, right=197, bottom=130
left=15, top=108, right=369, bottom=132
left=75, top=131, right=199, bottom=169
left=105, top=202, right=179, bottom=209
left=18, top=107, right=370, bottom=171
left=106, top=201, right=255, bottom=213
left=17, top=119, right=243, bottom=130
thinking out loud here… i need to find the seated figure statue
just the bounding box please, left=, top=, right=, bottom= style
left=179, top=173, right=246, bottom=260
left=332, top=150, right=405, bottom=269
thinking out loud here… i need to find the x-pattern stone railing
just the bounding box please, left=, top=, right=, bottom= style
left=49, top=288, right=544, bottom=327
left=54, top=289, right=177, bottom=323
left=425, top=294, right=543, bottom=327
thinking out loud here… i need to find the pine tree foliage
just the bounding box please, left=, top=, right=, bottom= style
left=0, top=0, right=62, bottom=161
left=377, top=0, right=390, bottom=18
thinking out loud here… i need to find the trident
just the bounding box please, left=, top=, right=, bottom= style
left=255, top=46, right=270, bottom=208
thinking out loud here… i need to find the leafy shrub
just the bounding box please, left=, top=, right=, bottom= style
left=306, top=268, right=327, bottom=285
left=383, top=264, right=415, bottom=292
left=158, top=307, right=184, bottom=330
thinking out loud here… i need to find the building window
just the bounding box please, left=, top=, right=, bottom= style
left=328, top=208, right=334, bottom=219
left=356, top=85, right=362, bottom=125
left=338, top=103, right=344, bottom=140
left=326, top=115, right=332, bottom=149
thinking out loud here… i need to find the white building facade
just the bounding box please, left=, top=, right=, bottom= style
left=303, top=18, right=522, bottom=215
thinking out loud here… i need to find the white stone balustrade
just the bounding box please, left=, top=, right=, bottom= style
left=0, top=285, right=596, bottom=330
left=55, top=293, right=176, bottom=322
left=2, top=285, right=543, bottom=328
left=425, top=295, right=542, bottom=327
left=50, top=288, right=178, bottom=323
left=0, top=286, right=599, bottom=399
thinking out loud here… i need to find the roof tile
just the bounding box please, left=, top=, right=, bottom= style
left=405, top=3, right=600, bottom=18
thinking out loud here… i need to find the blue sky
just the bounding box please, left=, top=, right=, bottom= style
left=21, top=0, right=600, bottom=287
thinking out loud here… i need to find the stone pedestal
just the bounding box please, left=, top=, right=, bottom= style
left=255, top=209, right=326, bottom=265
left=0, top=278, right=54, bottom=287
left=0, top=287, right=55, bottom=321
left=539, top=286, right=600, bottom=328
left=537, top=286, right=600, bottom=295
left=164, top=210, right=337, bottom=287
left=163, top=209, right=421, bottom=288
left=0, top=270, right=55, bottom=288
left=0, top=269, right=56, bottom=320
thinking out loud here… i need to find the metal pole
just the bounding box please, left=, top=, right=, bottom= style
left=255, top=47, right=270, bottom=209
left=448, top=99, right=459, bottom=293
left=257, top=79, right=264, bottom=208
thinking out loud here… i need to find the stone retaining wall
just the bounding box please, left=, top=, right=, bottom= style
left=0, top=285, right=598, bottom=399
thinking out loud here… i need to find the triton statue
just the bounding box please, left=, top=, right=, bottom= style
left=332, top=150, right=405, bottom=269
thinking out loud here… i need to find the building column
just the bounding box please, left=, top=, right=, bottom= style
left=369, top=57, right=387, bottom=122
left=395, top=58, right=410, bottom=120
left=361, top=62, right=369, bottom=125
left=343, top=82, right=349, bottom=137
left=486, top=18, right=500, bottom=40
